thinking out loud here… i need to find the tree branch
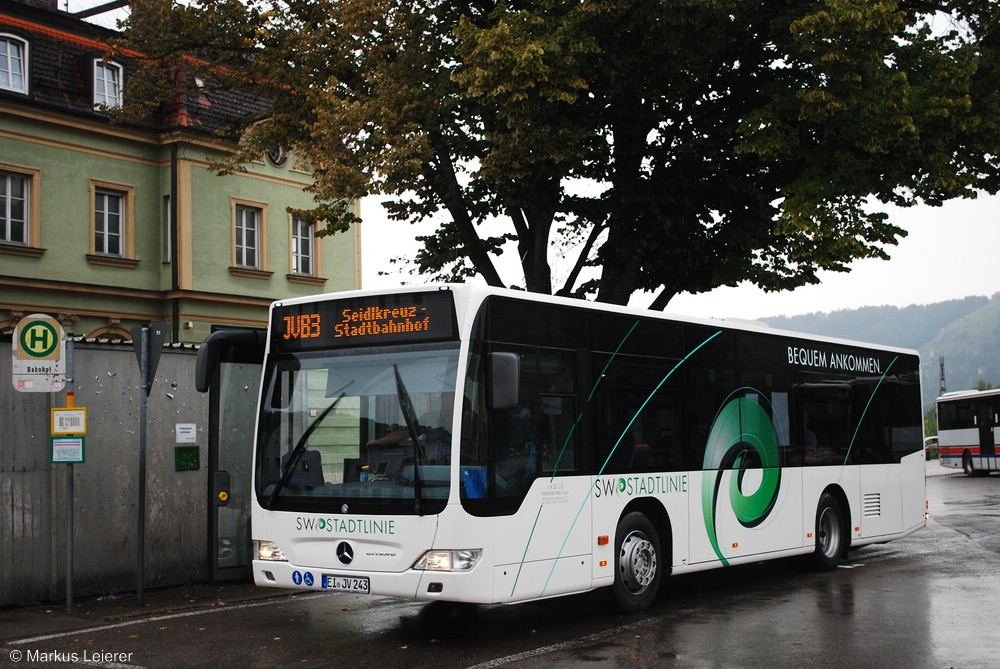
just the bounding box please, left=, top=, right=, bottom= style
left=428, top=132, right=505, bottom=287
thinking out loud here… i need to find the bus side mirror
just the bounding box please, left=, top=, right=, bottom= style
left=195, top=332, right=221, bottom=393
left=489, top=352, right=519, bottom=410
left=195, top=328, right=267, bottom=393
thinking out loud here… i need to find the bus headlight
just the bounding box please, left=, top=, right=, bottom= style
left=257, top=540, right=288, bottom=561
left=413, top=549, right=482, bottom=572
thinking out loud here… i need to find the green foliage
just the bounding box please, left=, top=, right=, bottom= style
left=118, top=0, right=1000, bottom=305
left=924, top=408, right=937, bottom=438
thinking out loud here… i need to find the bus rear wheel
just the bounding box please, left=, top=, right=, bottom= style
left=813, top=493, right=846, bottom=571
left=611, top=512, right=662, bottom=613
left=963, top=451, right=976, bottom=476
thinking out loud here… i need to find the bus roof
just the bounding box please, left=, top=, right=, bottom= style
left=272, top=283, right=921, bottom=358
left=937, top=387, right=1000, bottom=403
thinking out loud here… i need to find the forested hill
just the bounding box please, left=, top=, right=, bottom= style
left=763, top=294, right=1000, bottom=409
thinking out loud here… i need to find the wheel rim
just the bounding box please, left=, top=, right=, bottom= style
left=817, top=507, right=841, bottom=559
left=619, top=530, right=657, bottom=594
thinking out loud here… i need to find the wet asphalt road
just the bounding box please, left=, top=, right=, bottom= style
left=5, top=462, right=998, bottom=669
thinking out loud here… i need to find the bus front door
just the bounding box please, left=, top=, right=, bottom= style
left=199, top=329, right=265, bottom=582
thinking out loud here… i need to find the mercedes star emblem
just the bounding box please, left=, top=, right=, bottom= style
left=336, top=541, right=354, bottom=565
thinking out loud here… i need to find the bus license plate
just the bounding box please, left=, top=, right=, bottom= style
left=322, top=574, right=370, bottom=593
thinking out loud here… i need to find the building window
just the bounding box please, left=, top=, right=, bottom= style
left=230, top=199, right=271, bottom=279
left=1, top=170, right=28, bottom=244
left=0, top=164, right=41, bottom=257
left=88, top=180, right=136, bottom=267
left=0, top=34, right=27, bottom=94
left=291, top=216, right=314, bottom=275
left=235, top=203, right=262, bottom=269
left=162, top=195, right=172, bottom=263
left=94, top=188, right=124, bottom=255
left=266, top=146, right=287, bottom=167
left=94, top=59, right=123, bottom=109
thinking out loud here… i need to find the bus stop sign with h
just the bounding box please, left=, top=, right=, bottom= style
left=12, top=313, right=66, bottom=392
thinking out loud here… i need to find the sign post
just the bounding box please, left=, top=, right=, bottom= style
left=56, top=339, right=83, bottom=613
left=130, top=322, right=167, bottom=606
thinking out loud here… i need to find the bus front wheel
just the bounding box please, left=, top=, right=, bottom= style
left=611, top=512, right=662, bottom=613
left=813, top=493, right=846, bottom=571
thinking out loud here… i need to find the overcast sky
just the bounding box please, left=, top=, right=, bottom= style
left=360, top=193, right=1000, bottom=321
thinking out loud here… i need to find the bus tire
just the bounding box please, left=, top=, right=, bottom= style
left=812, top=493, right=846, bottom=571
left=963, top=451, right=976, bottom=477
left=611, top=512, right=662, bottom=613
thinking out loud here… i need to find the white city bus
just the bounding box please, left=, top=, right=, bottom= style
left=203, top=284, right=926, bottom=612
left=936, top=388, right=1000, bottom=475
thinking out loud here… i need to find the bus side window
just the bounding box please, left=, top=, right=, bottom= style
left=494, top=403, right=538, bottom=496
left=539, top=395, right=578, bottom=473
left=537, top=350, right=579, bottom=474
left=492, top=347, right=539, bottom=501
left=800, top=389, right=851, bottom=465
left=591, top=357, right=685, bottom=474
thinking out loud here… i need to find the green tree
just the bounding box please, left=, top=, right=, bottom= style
left=924, top=407, right=937, bottom=437
left=119, top=0, right=1000, bottom=307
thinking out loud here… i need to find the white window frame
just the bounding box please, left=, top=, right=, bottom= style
left=290, top=216, right=315, bottom=276
left=1, top=169, right=29, bottom=245
left=88, top=180, right=135, bottom=263
left=0, top=34, right=28, bottom=95
left=234, top=203, right=264, bottom=270
left=0, top=164, right=41, bottom=250
left=93, top=59, right=123, bottom=109
left=94, top=188, right=125, bottom=256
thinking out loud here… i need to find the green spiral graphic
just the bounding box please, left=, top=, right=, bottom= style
left=701, top=396, right=782, bottom=566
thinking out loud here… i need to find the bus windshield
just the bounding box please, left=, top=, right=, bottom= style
left=255, top=342, right=460, bottom=515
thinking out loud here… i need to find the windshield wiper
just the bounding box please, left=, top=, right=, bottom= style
left=393, top=365, right=425, bottom=516
left=264, top=393, right=344, bottom=509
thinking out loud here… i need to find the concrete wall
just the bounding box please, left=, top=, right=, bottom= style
left=0, top=339, right=209, bottom=607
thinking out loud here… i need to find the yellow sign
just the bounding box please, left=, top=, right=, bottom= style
left=52, top=407, right=87, bottom=435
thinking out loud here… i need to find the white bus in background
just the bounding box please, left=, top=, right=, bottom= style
left=937, top=388, right=1000, bottom=476
left=198, top=284, right=926, bottom=612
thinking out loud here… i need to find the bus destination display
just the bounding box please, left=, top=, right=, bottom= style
left=272, top=291, right=457, bottom=351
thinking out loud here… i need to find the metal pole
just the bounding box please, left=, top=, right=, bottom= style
left=137, top=325, right=148, bottom=605
left=939, top=356, right=946, bottom=396
left=65, top=335, right=75, bottom=615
